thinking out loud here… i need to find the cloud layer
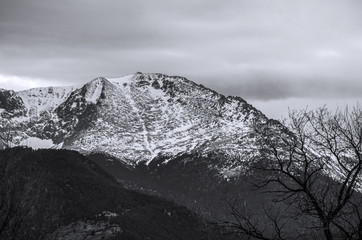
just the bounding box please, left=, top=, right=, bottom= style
left=1, top=0, right=362, bottom=100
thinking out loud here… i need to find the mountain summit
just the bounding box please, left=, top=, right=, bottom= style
left=0, top=73, right=282, bottom=176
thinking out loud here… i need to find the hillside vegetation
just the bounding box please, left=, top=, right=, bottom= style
left=0, top=147, right=223, bottom=240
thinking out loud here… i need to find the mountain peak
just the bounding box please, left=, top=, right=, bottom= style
left=108, top=72, right=191, bottom=85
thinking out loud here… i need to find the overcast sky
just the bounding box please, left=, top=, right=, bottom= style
left=0, top=0, right=361, bottom=119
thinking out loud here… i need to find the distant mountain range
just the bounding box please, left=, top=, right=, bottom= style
left=0, top=72, right=286, bottom=178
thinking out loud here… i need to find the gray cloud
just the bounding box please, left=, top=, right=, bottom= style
left=1, top=0, right=362, bottom=101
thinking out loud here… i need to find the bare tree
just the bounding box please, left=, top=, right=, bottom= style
left=0, top=119, right=15, bottom=149
left=0, top=118, right=16, bottom=174
left=225, top=106, right=362, bottom=240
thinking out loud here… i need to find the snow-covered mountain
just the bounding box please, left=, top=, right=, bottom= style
left=0, top=73, right=284, bottom=175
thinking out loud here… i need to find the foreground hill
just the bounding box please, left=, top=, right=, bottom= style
left=0, top=147, right=223, bottom=240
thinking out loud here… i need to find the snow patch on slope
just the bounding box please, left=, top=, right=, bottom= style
left=18, top=86, right=77, bottom=117
left=84, top=78, right=104, bottom=104
left=20, top=137, right=56, bottom=149
left=107, top=75, right=134, bottom=86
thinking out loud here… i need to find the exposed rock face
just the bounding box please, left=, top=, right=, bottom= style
left=0, top=89, right=26, bottom=117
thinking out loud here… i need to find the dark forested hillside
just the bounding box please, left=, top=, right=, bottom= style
left=89, top=149, right=362, bottom=240
left=0, top=147, right=224, bottom=240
